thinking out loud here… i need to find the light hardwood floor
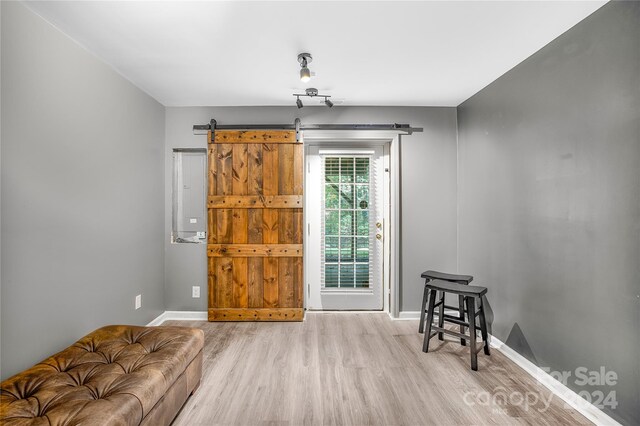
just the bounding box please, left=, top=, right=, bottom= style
left=168, top=313, right=590, bottom=426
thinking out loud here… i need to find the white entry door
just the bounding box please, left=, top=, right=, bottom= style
left=307, top=146, right=385, bottom=310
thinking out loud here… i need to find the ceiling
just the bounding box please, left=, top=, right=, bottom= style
left=25, top=1, right=607, bottom=107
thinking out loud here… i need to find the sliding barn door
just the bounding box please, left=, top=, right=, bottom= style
left=207, top=130, right=304, bottom=321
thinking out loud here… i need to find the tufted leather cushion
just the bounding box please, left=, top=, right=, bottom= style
left=0, top=325, right=204, bottom=426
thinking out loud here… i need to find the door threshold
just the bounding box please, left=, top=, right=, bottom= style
left=305, top=309, right=386, bottom=313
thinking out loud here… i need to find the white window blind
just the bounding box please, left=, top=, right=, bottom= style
left=321, top=155, right=377, bottom=289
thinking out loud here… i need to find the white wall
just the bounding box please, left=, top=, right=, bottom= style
left=164, top=106, right=458, bottom=314
left=1, top=2, right=166, bottom=379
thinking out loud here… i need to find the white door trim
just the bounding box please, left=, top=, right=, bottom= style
left=389, top=135, right=400, bottom=318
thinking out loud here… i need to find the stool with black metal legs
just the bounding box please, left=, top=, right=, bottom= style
left=422, top=279, right=490, bottom=371
left=419, top=271, right=473, bottom=347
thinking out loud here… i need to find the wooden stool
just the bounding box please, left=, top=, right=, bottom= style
left=419, top=271, right=473, bottom=347
left=422, top=279, right=490, bottom=371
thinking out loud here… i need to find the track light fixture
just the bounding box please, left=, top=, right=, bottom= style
left=298, top=53, right=312, bottom=82
left=292, top=88, right=333, bottom=109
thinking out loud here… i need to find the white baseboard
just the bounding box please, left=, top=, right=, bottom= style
left=490, top=335, right=620, bottom=426
left=397, top=311, right=420, bottom=319
left=395, top=309, right=461, bottom=320
left=147, top=311, right=208, bottom=326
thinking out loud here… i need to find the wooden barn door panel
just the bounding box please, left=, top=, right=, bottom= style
left=207, top=130, right=303, bottom=321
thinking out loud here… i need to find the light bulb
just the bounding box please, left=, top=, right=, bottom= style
left=300, top=67, right=311, bottom=82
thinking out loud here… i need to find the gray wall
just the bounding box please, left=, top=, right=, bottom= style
left=457, top=2, right=639, bottom=424
left=164, top=107, right=458, bottom=313
left=1, top=2, right=165, bottom=379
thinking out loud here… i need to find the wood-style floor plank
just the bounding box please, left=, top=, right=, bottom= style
left=168, top=313, right=591, bottom=426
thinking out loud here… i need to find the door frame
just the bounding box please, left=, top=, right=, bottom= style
left=303, top=132, right=400, bottom=317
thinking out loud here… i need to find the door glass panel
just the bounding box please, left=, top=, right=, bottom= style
left=325, top=184, right=339, bottom=209
left=325, top=211, right=339, bottom=235
left=325, top=158, right=340, bottom=183
left=340, top=264, right=355, bottom=287
left=325, top=264, right=339, bottom=287
left=340, top=237, right=354, bottom=262
left=339, top=210, right=353, bottom=235
left=356, top=185, right=369, bottom=210
left=355, top=158, right=369, bottom=183
left=355, top=237, right=369, bottom=262
left=339, top=184, right=354, bottom=209
left=340, top=158, right=354, bottom=182
left=356, top=211, right=369, bottom=236
left=325, top=236, right=339, bottom=262
left=355, top=263, right=369, bottom=288
left=323, top=155, right=372, bottom=289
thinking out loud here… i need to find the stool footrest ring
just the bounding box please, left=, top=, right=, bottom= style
left=431, top=326, right=469, bottom=341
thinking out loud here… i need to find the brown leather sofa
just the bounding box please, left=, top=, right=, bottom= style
left=0, top=325, right=204, bottom=425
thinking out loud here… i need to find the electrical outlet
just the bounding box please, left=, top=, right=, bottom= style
left=135, top=294, right=142, bottom=310
left=192, top=286, right=200, bottom=298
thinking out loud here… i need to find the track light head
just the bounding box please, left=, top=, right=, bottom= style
left=297, top=53, right=313, bottom=82
left=300, top=67, right=311, bottom=83
left=293, top=88, right=333, bottom=108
